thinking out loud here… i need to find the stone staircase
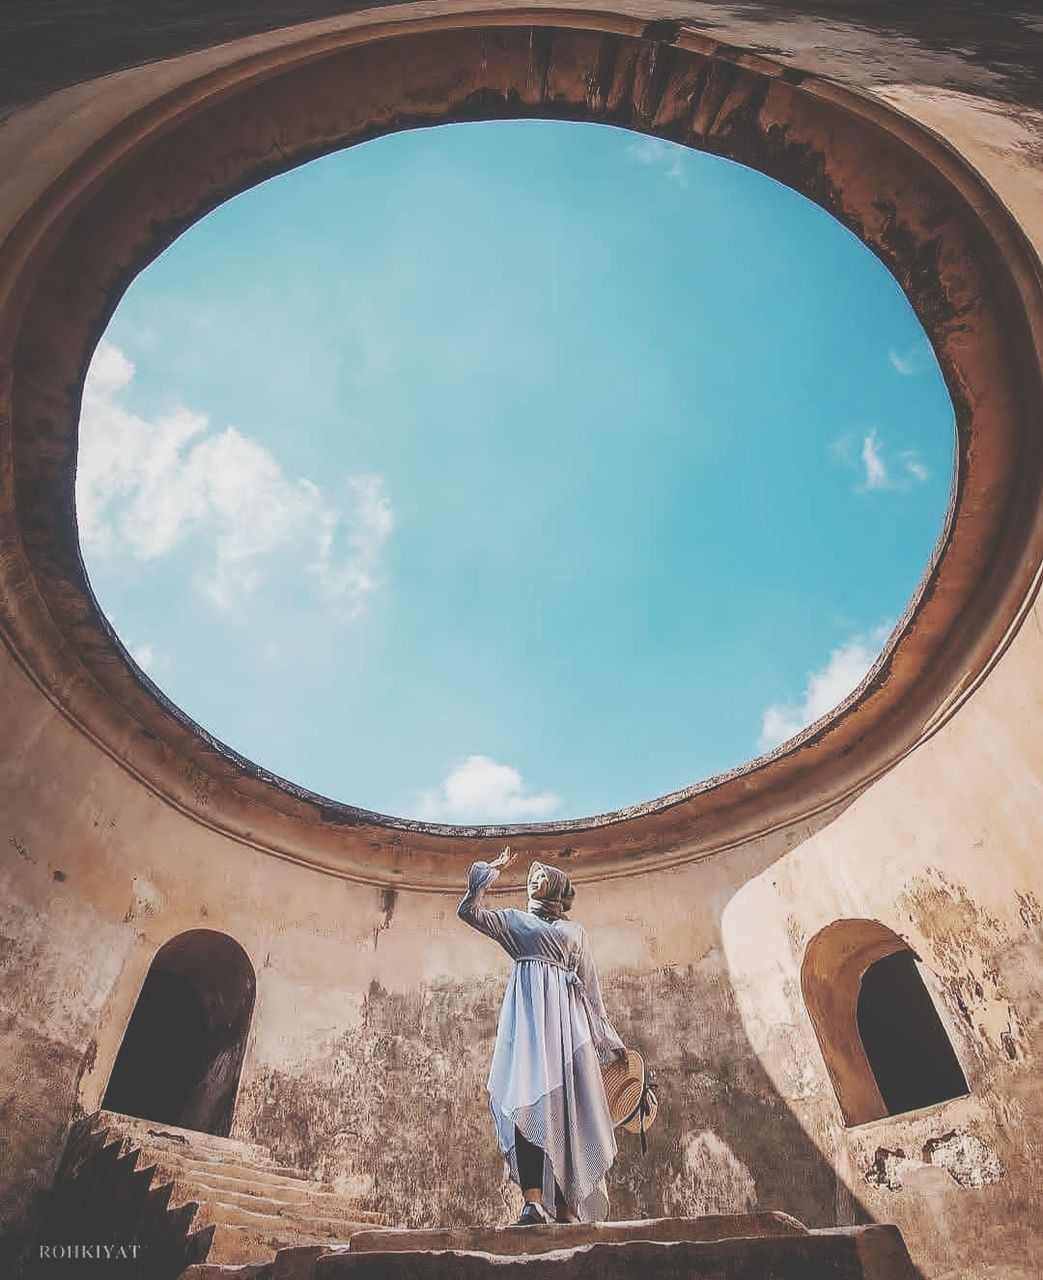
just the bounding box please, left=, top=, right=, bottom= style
left=33, top=1110, right=389, bottom=1277
left=38, top=1115, right=921, bottom=1280
left=178, top=1215, right=921, bottom=1280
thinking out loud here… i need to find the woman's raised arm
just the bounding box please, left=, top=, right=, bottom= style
left=457, top=860, right=516, bottom=952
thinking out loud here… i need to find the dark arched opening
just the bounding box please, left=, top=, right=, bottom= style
left=802, top=918, right=968, bottom=1124
left=102, top=929, right=255, bottom=1136
left=857, top=949, right=968, bottom=1116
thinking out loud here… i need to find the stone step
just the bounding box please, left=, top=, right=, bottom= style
left=269, top=1245, right=332, bottom=1279
left=175, top=1174, right=388, bottom=1223
left=179, top=1256, right=329, bottom=1280
left=162, top=1162, right=388, bottom=1221
left=204, top=1221, right=362, bottom=1266
left=190, top=1197, right=385, bottom=1244
left=93, top=1111, right=384, bottom=1218
left=309, top=1226, right=919, bottom=1279
left=94, top=1119, right=327, bottom=1189
left=155, top=1155, right=327, bottom=1189
left=343, top=1213, right=808, bottom=1255
left=94, top=1111, right=273, bottom=1164
left=93, top=1112, right=333, bottom=1190
left=177, top=1220, right=919, bottom=1280
left=177, top=1151, right=320, bottom=1181
left=88, top=1110, right=389, bottom=1267
left=135, top=1139, right=321, bottom=1180
left=179, top=1267, right=268, bottom=1280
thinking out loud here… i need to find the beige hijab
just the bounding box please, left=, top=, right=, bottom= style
left=527, top=860, right=576, bottom=921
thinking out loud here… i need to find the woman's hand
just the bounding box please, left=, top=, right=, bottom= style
left=489, top=845, right=516, bottom=870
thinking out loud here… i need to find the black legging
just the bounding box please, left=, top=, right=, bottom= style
left=515, top=1126, right=569, bottom=1214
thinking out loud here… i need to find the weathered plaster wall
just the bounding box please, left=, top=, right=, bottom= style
left=5, top=586, right=1043, bottom=1278
left=0, top=631, right=849, bottom=1259
left=2, top=7, right=1043, bottom=1280
left=229, top=849, right=854, bottom=1232
left=722, top=593, right=1043, bottom=1280
left=3, top=1, right=1043, bottom=114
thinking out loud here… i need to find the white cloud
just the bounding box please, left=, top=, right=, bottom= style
left=861, top=429, right=888, bottom=489
left=900, top=451, right=930, bottom=483
left=830, top=429, right=929, bottom=491
left=757, top=625, right=892, bottom=753
left=132, top=643, right=157, bottom=672
left=77, top=341, right=393, bottom=616
left=888, top=339, right=931, bottom=377
left=310, top=474, right=395, bottom=610
left=416, top=755, right=560, bottom=823
left=625, top=137, right=688, bottom=187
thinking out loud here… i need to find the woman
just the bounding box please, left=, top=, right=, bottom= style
left=457, top=844, right=628, bottom=1225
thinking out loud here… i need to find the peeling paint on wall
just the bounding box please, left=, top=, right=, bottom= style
left=865, top=1131, right=1002, bottom=1191
left=236, top=974, right=506, bottom=1228
left=237, top=955, right=847, bottom=1229
left=923, top=1131, right=1003, bottom=1188
left=901, top=871, right=1030, bottom=1065
left=373, top=889, right=397, bottom=950
left=866, top=1147, right=920, bottom=1192
left=123, top=876, right=164, bottom=924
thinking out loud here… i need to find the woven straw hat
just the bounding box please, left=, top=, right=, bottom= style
left=601, top=1049, right=658, bottom=1137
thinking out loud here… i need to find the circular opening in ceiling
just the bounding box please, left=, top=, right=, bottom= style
left=76, top=119, right=956, bottom=825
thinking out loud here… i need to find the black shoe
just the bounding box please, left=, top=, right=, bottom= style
left=515, top=1201, right=550, bottom=1226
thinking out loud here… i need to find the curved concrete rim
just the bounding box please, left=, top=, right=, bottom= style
left=1, top=4, right=1042, bottom=886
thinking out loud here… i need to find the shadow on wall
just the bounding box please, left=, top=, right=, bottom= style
left=234, top=864, right=893, bottom=1244
left=234, top=958, right=897, bottom=1237
left=602, top=954, right=872, bottom=1228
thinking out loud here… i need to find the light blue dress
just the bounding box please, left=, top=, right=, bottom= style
left=457, top=861, right=626, bottom=1222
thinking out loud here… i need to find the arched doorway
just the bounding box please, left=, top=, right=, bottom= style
left=801, top=918, right=968, bottom=1125
left=857, top=948, right=968, bottom=1117
left=102, top=929, right=256, bottom=1136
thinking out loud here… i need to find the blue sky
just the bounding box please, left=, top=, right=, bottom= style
left=77, top=121, right=955, bottom=823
